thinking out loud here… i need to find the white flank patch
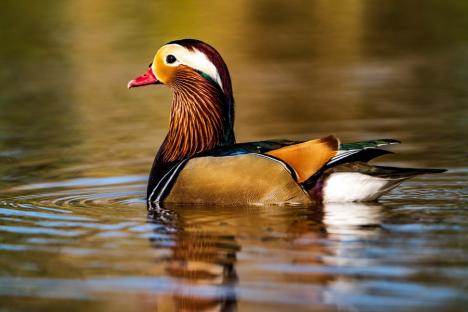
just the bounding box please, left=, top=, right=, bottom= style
left=323, top=172, right=403, bottom=202
left=163, top=44, right=223, bottom=90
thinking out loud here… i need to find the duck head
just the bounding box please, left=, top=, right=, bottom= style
left=129, top=39, right=235, bottom=162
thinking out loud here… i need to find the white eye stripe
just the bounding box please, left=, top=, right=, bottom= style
left=163, top=44, right=223, bottom=90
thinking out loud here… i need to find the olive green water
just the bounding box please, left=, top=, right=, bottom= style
left=0, top=1, right=467, bottom=311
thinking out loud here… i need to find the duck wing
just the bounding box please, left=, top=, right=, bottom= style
left=303, top=138, right=403, bottom=188
left=201, top=137, right=399, bottom=184
left=199, top=139, right=300, bottom=156
left=327, top=139, right=400, bottom=167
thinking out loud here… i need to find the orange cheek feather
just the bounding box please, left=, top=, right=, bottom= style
left=154, top=54, right=176, bottom=84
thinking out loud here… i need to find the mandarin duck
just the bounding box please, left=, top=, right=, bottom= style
left=128, top=39, right=445, bottom=206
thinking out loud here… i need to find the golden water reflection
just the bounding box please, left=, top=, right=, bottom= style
left=148, top=202, right=385, bottom=311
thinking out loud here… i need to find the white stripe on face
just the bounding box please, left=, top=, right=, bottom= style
left=155, top=44, right=223, bottom=90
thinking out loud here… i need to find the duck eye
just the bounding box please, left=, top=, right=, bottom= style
left=166, top=54, right=177, bottom=64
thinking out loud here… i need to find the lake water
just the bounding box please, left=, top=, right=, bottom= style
left=0, top=1, right=467, bottom=311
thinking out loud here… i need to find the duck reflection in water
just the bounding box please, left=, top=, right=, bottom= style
left=148, top=203, right=240, bottom=311
left=147, top=201, right=384, bottom=311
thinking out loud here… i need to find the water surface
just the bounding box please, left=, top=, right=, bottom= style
left=0, top=1, right=467, bottom=311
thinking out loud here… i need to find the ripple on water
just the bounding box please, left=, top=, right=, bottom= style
left=0, top=175, right=161, bottom=280
left=0, top=172, right=467, bottom=311
left=3, top=176, right=147, bottom=209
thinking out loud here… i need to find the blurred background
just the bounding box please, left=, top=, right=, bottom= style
left=0, top=0, right=467, bottom=187
left=0, top=1, right=467, bottom=311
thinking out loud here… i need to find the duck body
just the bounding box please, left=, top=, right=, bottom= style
left=146, top=137, right=443, bottom=205
left=128, top=39, right=445, bottom=206
left=160, top=153, right=311, bottom=205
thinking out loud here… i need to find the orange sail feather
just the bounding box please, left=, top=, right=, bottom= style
left=266, top=135, right=339, bottom=182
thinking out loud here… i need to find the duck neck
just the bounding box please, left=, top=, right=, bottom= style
left=158, top=68, right=235, bottom=163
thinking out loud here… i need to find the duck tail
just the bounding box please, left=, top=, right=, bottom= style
left=302, top=138, right=446, bottom=202
left=310, top=163, right=446, bottom=203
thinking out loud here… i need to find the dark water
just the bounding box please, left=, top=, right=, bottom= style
left=1, top=1, right=467, bottom=311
